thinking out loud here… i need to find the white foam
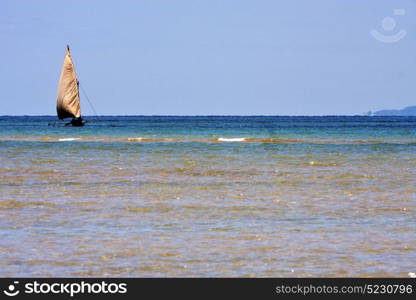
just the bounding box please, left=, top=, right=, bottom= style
left=126, top=137, right=145, bottom=141
left=218, top=137, right=246, bottom=142
left=58, top=138, right=80, bottom=142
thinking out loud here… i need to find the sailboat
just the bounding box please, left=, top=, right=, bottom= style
left=56, top=45, right=85, bottom=126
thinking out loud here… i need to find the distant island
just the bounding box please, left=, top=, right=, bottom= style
left=370, top=106, right=416, bottom=116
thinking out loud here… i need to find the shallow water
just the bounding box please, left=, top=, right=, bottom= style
left=0, top=116, right=415, bottom=277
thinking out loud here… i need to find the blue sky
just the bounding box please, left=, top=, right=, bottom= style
left=1, top=0, right=415, bottom=115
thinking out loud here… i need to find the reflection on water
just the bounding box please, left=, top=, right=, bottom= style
left=0, top=116, right=415, bottom=277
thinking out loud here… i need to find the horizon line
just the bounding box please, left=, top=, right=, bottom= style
left=1, top=114, right=413, bottom=117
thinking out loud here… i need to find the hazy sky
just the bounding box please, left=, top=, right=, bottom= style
left=1, top=0, right=415, bottom=115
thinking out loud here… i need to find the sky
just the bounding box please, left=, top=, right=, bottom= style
left=1, top=0, right=415, bottom=116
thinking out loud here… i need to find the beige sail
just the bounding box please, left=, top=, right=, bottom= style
left=56, top=46, right=81, bottom=119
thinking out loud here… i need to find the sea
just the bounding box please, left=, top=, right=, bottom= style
left=0, top=116, right=415, bottom=277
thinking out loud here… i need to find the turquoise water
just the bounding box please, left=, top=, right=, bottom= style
left=0, top=116, right=415, bottom=277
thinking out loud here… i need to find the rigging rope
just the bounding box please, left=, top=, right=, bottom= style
left=79, top=82, right=99, bottom=118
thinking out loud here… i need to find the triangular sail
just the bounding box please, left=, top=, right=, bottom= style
left=56, top=46, right=81, bottom=120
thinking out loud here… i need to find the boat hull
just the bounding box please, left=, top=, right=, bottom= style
left=70, top=117, right=85, bottom=127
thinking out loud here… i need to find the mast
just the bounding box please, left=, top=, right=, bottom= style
left=56, top=45, right=82, bottom=120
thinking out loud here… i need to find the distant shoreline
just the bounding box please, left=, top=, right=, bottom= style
left=372, top=105, right=416, bottom=116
